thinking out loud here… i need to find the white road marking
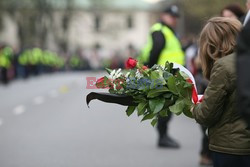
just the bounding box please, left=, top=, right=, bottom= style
left=0, top=118, right=3, bottom=126
left=13, top=105, right=26, bottom=115
left=49, top=90, right=58, bottom=98
left=34, top=96, right=44, bottom=105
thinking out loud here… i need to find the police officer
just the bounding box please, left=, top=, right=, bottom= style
left=140, top=5, right=184, bottom=148
left=0, top=46, right=12, bottom=84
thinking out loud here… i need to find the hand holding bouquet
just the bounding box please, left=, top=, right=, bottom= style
left=87, top=57, right=200, bottom=126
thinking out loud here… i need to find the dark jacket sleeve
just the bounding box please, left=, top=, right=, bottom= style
left=148, top=31, right=165, bottom=67
left=237, top=20, right=250, bottom=125
left=193, top=60, right=229, bottom=127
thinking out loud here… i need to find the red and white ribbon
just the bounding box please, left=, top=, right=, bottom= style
left=173, top=63, right=203, bottom=104
left=186, top=78, right=198, bottom=104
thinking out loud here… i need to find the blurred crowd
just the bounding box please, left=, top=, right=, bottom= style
left=0, top=44, right=137, bottom=85
left=0, top=45, right=65, bottom=85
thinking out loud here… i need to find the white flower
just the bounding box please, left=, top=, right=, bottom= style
left=109, top=70, right=116, bottom=79
left=110, top=69, right=116, bottom=76
left=135, top=69, right=143, bottom=79
left=125, top=72, right=130, bottom=78
left=116, top=68, right=121, bottom=74
left=155, top=69, right=159, bottom=72
left=109, top=68, right=123, bottom=81
left=114, top=68, right=122, bottom=79
left=116, top=73, right=122, bottom=78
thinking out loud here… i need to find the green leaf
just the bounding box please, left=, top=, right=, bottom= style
left=163, top=92, right=172, bottom=99
left=109, top=89, right=116, bottom=94
left=137, top=101, right=147, bottom=116
left=183, top=109, right=194, bottom=119
left=164, top=97, right=175, bottom=107
left=126, top=106, right=136, bottom=116
left=105, top=68, right=113, bottom=74
left=184, top=82, right=192, bottom=88
left=183, top=98, right=193, bottom=106
left=169, top=99, right=185, bottom=115
left=179, top=84, right=192, bottom=98
left=151, top=118, right=158, bottom=127
left=163, top=71, right=173, bottom=81
left=176, top=72, right=185, bottom=81
left=149, top=98, right=165, bottom=114
left=180, top=71, right=190, bottom=80
left=128, top=70, right=136, bottom=78
left=150, top=71, right=161, bottom=80
left=147, top=87, right=169, bottom=98
left=159, top=108, right=168, bottom=117
left=141, top=113, right=155, bottom=121
left=167, top=76, right=178, bottom=95
left=133, top=95, right=147, bottom=103
left=183, top=104, right=194, bottom=119
left=164, top=61, right=173, bottom=72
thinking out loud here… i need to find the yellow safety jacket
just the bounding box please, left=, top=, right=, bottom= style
left=32, top=48, right=43, bottom=65
left=140, top=23, right=184, bottom=66
left=18, top=52, right=28, bottom=65
left=0, top=52, right=11, bottom=68
left=0, top=55, right=11, bottom=68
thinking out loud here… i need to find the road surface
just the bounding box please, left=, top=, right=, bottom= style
left=0, top=71, right=202, bottom=167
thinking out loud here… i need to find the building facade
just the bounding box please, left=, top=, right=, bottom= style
left=0, top=0, right=159, bottom=59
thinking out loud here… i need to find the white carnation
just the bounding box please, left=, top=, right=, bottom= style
left=109, top=70, right=116, bottom=79
left=109, top=68, right=123, bottom=80
left=135, top=69, right=143, bottom=79
left=125, top=72, right=130, bottom=78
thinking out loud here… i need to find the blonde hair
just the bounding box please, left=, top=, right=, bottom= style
left=198, top=17, right=242, bottom=80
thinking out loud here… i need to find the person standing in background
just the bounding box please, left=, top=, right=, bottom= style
left=139, top=5, right=184, bottom=148
left=246, top=0, right=250, bottom=11
left=243, top=0, right=250, bottom=24
left=221, top=3, right=245, bottom=22
left=237, top=10, right=250, bottom=126
left=184, top=35, right=197, bottom=74
left=0, top=45, right=12, bottom=84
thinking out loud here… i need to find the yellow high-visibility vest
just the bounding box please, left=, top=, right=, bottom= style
left=140, top=23, right=184, bottom=66
left=18, top=52, right=28, bottom=65
left=0, top=53, right=11, bottom=68
left=0, top=55, right=11, bottom=68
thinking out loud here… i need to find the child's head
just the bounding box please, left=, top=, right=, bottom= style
left=198, top=17, right=242, bottom=80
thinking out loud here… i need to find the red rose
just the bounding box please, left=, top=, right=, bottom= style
left=142, top=65, right=148, bottom=70
left=96, top=77, right=108, bottom=88
left=125, top=57, right=137, bottom=69
left=96, top=77, right=104, bottom=84
left=114, top=78, right=125, bottom=90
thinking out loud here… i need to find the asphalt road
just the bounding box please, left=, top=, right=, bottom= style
left=0, top=71, right=202, bottom=167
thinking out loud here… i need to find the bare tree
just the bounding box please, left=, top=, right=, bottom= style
left=0, top=0, right=54, bottom=49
